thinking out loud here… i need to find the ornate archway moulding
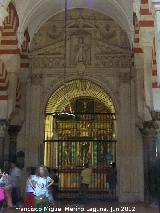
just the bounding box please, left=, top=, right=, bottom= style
left=45, top=79, right=116, bottom=114
left=40, top=75, right=120, bottom=118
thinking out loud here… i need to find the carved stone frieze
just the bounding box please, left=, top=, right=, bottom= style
left=31, top=57, right=64, bottom=69
left=95, top=55, right=130, bottom=68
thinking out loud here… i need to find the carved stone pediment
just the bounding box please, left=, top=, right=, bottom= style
left=30, top=42, right=65, bottom=69
left=30, top=8, right=131, bottom=70
left=30, top=9, right=130, bottom=51
left=30, top=41, right=64, bottom=56
left=95, top=41, right=129, bottom=56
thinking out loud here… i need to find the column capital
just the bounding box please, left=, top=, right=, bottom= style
left=142, top=120, right=159, bottom=138
left=8, top=125, right=21, bottom=135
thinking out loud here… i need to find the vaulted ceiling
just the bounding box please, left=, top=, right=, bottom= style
left=0, top=0, right=134, bottom=45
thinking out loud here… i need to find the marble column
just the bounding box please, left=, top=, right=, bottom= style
left=0, top=120, right=7, bottom=168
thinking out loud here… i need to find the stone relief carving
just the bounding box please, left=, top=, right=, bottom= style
left=30, top=9, right=131, bottom=70
left=71, top=35, right=91, bottom=66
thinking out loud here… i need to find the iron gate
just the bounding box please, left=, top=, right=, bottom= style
left=44, top=112, right=117, bottom=200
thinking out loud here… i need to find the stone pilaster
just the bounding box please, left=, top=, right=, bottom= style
left=118, top=66, right=144, bottom=202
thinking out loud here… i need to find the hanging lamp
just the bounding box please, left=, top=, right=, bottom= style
left=52, top=0, right=75, bottom=121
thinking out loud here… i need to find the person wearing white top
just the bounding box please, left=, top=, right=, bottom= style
left=34, top=166, right=54, bottom=213
left=24, top=167, right=36, bottom=209
left=34, top=176, right=53, bottom=197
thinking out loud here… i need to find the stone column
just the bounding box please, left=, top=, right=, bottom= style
left=142, top=120, right=159, bottom=203
left=0, top=120, right=7, bottom=168
left=8, top=125, right=21, bottom=162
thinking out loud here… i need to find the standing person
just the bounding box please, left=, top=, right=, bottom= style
left=0, top=170, right=5, bottom=211
left=79, top=163, right=92, bottom=202
left=52, top=169, right=59, bottom=195
left=23, top=167, right=36, bottom=210
left=3, top=168, right=13, bottom=208
left=46, top=167, right=54, bottom=206
left=108, top=162, right=117, bottom=197
left=34, top=166, right=54, bottom=213
left=0, top=168, right=13, bottom=209
left=10, top=161, right=21, bottom=207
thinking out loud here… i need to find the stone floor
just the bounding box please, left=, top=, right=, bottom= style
left=2, top=201, right=160, bottom=213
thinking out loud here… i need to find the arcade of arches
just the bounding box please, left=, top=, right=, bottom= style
left=0, top=0, right=160, bottom=203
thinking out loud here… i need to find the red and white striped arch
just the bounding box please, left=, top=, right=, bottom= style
left=0, top=59, right=8, bottom=118
left=134, top=20, right=143, bottom=54
left=152, top=38, right=158, bottom=88
left=20, top=29, right=30, bottom=71
left=134, top=0, right=159, bottom=89
left=0, top=3, right=31, bottom=113
left=0, top=59, right=8, bottom=101
left=0, top=3, right=19, bottom=54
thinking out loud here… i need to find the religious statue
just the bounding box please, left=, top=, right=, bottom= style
left=97, top=143, right=105, bottom=163
left=80, top=121, right=90, bottom=137
left=80, top=141, right=90, bottom=166
left=74, top=37, right=90, bottom=65
left=62, top=142, right=72, bottom=167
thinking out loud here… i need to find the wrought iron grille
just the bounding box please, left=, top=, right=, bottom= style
left=44, top=112, right=117, bottom=200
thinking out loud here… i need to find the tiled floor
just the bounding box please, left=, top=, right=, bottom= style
left=2, top=202, right=160, bottom=213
